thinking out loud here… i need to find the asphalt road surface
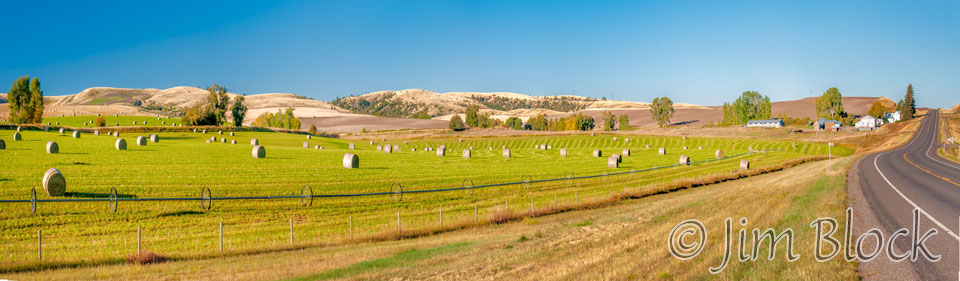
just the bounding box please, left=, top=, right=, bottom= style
left=859, top=112, right=960, bottom=280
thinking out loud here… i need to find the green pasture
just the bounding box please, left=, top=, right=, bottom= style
left=0, top=124, right=852, bottom=270
left=38, top=115, right=182, bottom=128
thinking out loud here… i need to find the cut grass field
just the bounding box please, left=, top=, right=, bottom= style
left=39, top=115, right=182, bottom=128
left=5, top=153, right=859, bottom=280
left=0, top=119, right=852, bottom=272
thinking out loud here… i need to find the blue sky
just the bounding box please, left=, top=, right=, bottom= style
left=1, top=0, right=957, bottom=107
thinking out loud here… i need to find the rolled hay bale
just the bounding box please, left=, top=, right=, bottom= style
left=230, top=132, right=235, bottom=136
left=560, top=148, right=567, bottom=157
left=314, top=145, right=321, bottom=149
left=412, top=148, right=417, bottom=152
left=143, top=121, right=147, bottom=125
left=682, top=136, right=688, bottom=140
left=306, top=135, right=311, bottom=139
left=250, top=139, right=259, bottom=146
left=72, top=131, right=80, bottom=138
left=161, top=121, right=165, bottom=125
left=94, top=130, right=100, bottom=136
left=740, top=159, right=750, bottom=170
left=210, top=137, right=217, bottom=142
left=114, top=122, right=118, bottom=126
left=83, top=122, right=88, bottom=126
left=42, top=168, right=67, bottom=196
left=369, top=141, right=374, bottom=145
left=202, top=129, right=208, bottom=134
left=459, top=139, right=463, bottom=143
left=593, top=149, right=602, bottom=157
left=683, top=146, right=688, bottom=150
left=46, top=141, right=59, bottom=154
left=503, top=149, right=511, bottom=158
left=218, top=130, right=223, bottom=135
left=231, top=140, right=237, bottom=144
left=462, top=149, right=471, bottom=159
left=679, top=155, right=690, bottom=165
left=114, top=132, right=120, bottom=138
left=150, top=134, right=159, bottom=143
left=0, top=139, right=5, bottom=149
left=56, top=122, right=60, bottom=125
left=205, top=140, right=211, bottom=143
left=612, top=153, right=622, bottom=163
left=625, top=138, right=630, bottom=142
left=303, top=141, right=309, bottom=148
left=384, top=145, right=392, bottom=153
left=343, top=153, right=359, bottom=168
left=613, top=137, right=617, bottom=141
left=715, top=149, right=724, bottom=159
left=547, top=145, right=553, bottom=149
left=252, top=145, right=266, bottom=158
left=16, top=126, right=22, bottom=132
left=59, top=128, right=65, bottom=134
left=645, top=144, right=650, bottom=149
left=133, top=121, right=137, bottom=125
left=377, top=145, right=382, bottom=151
left=348, top=143, right=355, bottom=150
left=608, top=156, right=619, bottom=168
left=393, top=145, right=400, bottom=151
left=116, top=138, right=127, bottom=150
left=622, top=149, right=631, bottom=156
left=193, top=129, right=198, bottom=133
left=221, top=138, right=226, bottom=143
left=437, top=148, right=446, bottom=157
left=136, top=136, right=147, bottom=146
left=658, top=147, right=666, bottom=155
left=698, top=146, right=703, bottom=150
left=14, top=132, right=22, bottom=141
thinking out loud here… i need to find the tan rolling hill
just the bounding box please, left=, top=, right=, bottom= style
left=951, top=102, right=960, bottom=113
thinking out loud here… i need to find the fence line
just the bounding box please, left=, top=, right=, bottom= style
left=6, top=151, right=769, bottom=212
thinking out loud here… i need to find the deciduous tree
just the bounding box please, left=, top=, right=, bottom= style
left=649, top=97, right=674, bottom=128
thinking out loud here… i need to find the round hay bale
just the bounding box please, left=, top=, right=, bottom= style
left=462, top=149, right=471, bottom=159
left=560, top=148, right=567, bottom=157
left=384, top=145, right=392, bottom=153
left=645, top=144, right=650, bottom=149
left=136, top=136, right=147, bottom=146
left=205, top=140, right=211, bottom=143
left=252, top=145, right=265, bottom=158
left=133, top=121, right=137, bottom=125
left=303, top=141, right=309, bottom=148
left=94, top=130, right=100, bottom=136
left=202, top=129, right=207, bottom=134
left=114, top=122, right=118, bottom=126
left=715, top=150, right=724, bottom=159
left=622, top=149, right=630, bottom=156
left=547, top=145, right=553, bottom=149
left=683, top=146, right=688, bottom=150
left=376, top=145, right=382, bottom=151
left=58, top=128, right=64, bottom=134
left=393, top=145, right=400, bottom=151
left=150, top=134, right=159, bottom=143
left=231, top=140, right=237, bottom=144
left=658, top=147, right=666, bottom=155
left=612, top=153, right=622, bottom=163
left=682, top=136, right=688, bottom=140
left=250, top=139, right=259, bottom=146
left=193, top=129, right=198, bottom=133
left=0, top=139, right=5, bottom=149
left=503, top=149, right=511, bottom=158
left=593, top=149, right=602, bottom=157
left=343, top=153, right=359, bottom=168
left=314, top=145, right=320, bottom=149
left=740, top=159, right=750, bottom=170
left=16, top=126, right=22, bottom=132
left=306, top=135, right=311, bottom=139
left=369, top=141, right=374, bottom=145
left=218, top=130, right=223, bottom=135
left=230, top=132, right=235, bottom=136
left=221, top=138, right=226, bottom=143
left=613, top=137, right=617, bottom=141
left=679, top=155, right=690, bottom=165
left=83, top=122, right=87, bottom=126
left=13, top=132, right=22, bottom=141
left=42, top=168, right=67, bottom=196
left=210, top=136, right=217, bottom=142
left=46, top=141, right=59, bottom=154
left=625, top=138, right=630, bottom=142
left=348, top=143, right=355, bottom=150
left=608, top=156, right=619, bottom=168
left=437, top=148, right=446, bottom=157
left=115, top=139, right=127, bottom=150
left=412, top=148, right=416, bottom=151
left=114, top=132, right=120, bottom=138
left=72, top=131, right=80, bottom=138
left=698, top=146, right=703, bottom=150
left=162, top=121, right=165, bottom=125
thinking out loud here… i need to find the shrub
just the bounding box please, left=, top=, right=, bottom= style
left=126, top=251, right=167, bottom=264
left=94, top=116, right=106, bottom=127
left=449, top=115, right=466, bottom=131
left=308, top=124, right=317, bottom=135
left=251, top=108, right=301, bottom=129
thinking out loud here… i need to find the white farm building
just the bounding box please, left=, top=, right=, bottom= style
left=745, top=119, right=784, bottom=128
left=856, top=116, right=879, bottom=131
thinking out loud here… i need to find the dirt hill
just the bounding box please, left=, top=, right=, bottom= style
left=951, top=102, right=960, bottom=113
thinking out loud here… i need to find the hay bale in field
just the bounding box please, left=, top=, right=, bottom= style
left=791, top=142, right=797, bottom=148
left=612, top=153, right=622, bottom=163
left=682, top=136, right=688, bottom=140
left=114, top=122, right=118, bottom=126
left=608, top=156, right=619, bottom=168
left=114, top=132, right=120, bottom=138
left=740, top=159, right=750, bottom=170
left=116, top=139, right=127, bottom=150
left=658, top=147, right=666, bottom=155
left=547, top=145, right=553, bottom=149
left=593, top=149, right=602, bottom=157
left=133, top=121, right=137, bottom=125
left=161, top=121, right=165, bottom=125
left=411, top=148, right=416, bottom=152
left=613, top=137, right=617, bottom=141
left=306, top=135, right=311, bottom=139
left=56, top=122, right=60, bottom=125
left=369, top=141, right=374, bottom=145
left=205, top=140, right=211, bottom=143
left=698, top=146, right=703, bottom=150
left=221, top=138, right=226, bottom=143
left=437, top=148, right=446, bottom=157
left=94, top=130, right=100, bottom=136
left=591, top=132, right=596, bottom=136
left=715, top=149, right=724, bottom=159
left=231, top=140, right=237, bottom=144
left=202, top=129, right=207, bottom=134
left=503, top=149, right=511, bottom=158
left=193, top=129, right=198, bottom=133
left=404, top=141, right=408, bottom=145
left=376, top=145, right=382, bottom=151
left=42, top=168, right=67, bottom=196
left=645, top=144, right=650, bottom=149
left=136, top=136, right=147, bottom=146
left=314, top=145, right=320, bottom=149
left=679, top=155, right=690, bottom=165
left=150, top=134, right=158, bottom=143
left=0, top=139, right=5, bottom=149
left=384, top=145, right=393, bottom=153
left=393, top=144, right=399, bottom=151
left=59, top=128, right=64, bottom=134
left=218, top=130, right=223, bottom=135
left=303, top=141, right=309, bottom=148
left=46, top=141, right=59, bottom=154
left=72, top=131, right=80, bottom=138
left=343, top=153, right=359, bottom=168
left=13, top=132, right=22, bottom=141
left=252, top=145, right=266, bottom=158
left=622, top=149, right=630, bottom=156
left=230, top=132, right=235, bottom=136
left=748, top=146, right=754, bottom=152
left=83, top=122, right=87, bottom=126
left=459, top=139, right=463, bottom=143
left=250, top=139, right=259, bottom=146
left=462, top=149, right=471, bottom=159
left=349, top=143, right=355, bottom=150
left=210, top=136, right=217, bottom=142
left=560, top=148, right=567, bottom=157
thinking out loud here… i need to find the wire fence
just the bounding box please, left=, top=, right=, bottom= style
left=5, top=151, right=763, bottom=213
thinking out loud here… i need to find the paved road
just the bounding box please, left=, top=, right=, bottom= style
left=859, top=112, right=960, bottom=280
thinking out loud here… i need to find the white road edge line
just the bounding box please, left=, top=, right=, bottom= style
left=925, top=114, right=960, bottom=170
left=872, top=115, right=959, bottom=240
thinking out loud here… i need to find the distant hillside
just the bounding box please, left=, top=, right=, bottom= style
left=331, top=89, right=708, bottom=119
left=951, top=102, right=960, bottom=113
left=0, top=93, right=6, bottom=103
left=47, top=86, right=339, bottom=113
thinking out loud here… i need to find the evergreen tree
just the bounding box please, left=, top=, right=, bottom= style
left=900, top=84, right=916, bottom=120
left=230, top=95, right=247, bottom=127
left=7, top=76, right=44, bottom=124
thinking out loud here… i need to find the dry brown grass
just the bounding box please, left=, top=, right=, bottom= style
left=125, top=251, right=167, bottom=264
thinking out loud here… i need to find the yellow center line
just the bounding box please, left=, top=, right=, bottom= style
left=903, top=153, right=960, bottom=187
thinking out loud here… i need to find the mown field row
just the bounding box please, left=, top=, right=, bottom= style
left=0, top=121, right=851, bottom=270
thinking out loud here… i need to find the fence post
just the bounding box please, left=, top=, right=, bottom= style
left=219, top=221, right=223, bottom=252
left=530, top=197, right=534, bottom=212
left=137, top=226, right=141, bottom=254
left=439, top=207, right=443, bottom=227
left=289, top=218, right=294, bottom=245
left=397, top=211, right=402, bottom=235
left=349, top=215, right=354, bottom=239
left=474, top=204, right=478, bottom=223
left=554, top=194, right=557, bottom=208
left=576, top=192, right=578, bottom=204
left=38, top=229, right=42, bottom=261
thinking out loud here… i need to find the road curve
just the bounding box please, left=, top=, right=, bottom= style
left=858, top=112, right=960, bottom=280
